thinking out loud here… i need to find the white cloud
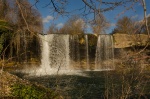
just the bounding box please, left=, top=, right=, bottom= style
left=42, top=16, right=54, bottom=23
left=56, top=23, right=64, bottom=28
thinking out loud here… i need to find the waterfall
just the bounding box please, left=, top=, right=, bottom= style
left=40, top=35, right=51, bottom=72
left=39, top=34, right=114, bottom=73
left=95, top=35, right=114, bottom=70
left=24, top=34, right=115, bottom=75
left=69, top=35, right=80, bottom=69
left=34, top=34, right=71, bottom=75
left=49, top=34, right=70, bottom=70
left=85, top=35, right=89, bottom=70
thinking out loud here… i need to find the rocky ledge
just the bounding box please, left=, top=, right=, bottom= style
left=113, top=34, right=149, bottom=48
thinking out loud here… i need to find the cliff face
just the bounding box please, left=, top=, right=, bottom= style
left=113, top=33, right=149, bottom=48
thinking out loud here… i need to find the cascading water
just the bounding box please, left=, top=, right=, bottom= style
left=69, top=35, right=80, bottom=69
left=24, top=34, right=114, bottom=75
left=85, top=35, right=89, bottom=70
left=32, top=34, right=71, bottom=75
left=49, top=34, right=70, bottom=70
left=95, top=35, right=114, bottom=70
left=39, top=35, right=51, bottom=72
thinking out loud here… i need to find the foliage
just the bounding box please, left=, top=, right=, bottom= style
left=11, top=83, right=60, bottom=99
left=0, top=20, right=12, bottom=32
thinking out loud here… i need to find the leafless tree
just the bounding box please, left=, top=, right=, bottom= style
left=47, top=23, right=58, bottom=34
left=114, top=16, right=137, bottom=34
left=0, top=0, right=43, bottom=64
left=59, top=15, right=85, bottom=34
left=90, top=13, right=109, bottom=34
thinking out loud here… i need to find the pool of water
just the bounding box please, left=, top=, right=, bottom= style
left=11, top=70, right=150, bottom=99
left=12, top=71, right=109, bottom=99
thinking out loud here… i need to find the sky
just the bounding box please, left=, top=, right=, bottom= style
left=29, top=0, right=150, bottom=34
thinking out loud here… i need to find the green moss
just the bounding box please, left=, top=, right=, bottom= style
left=11, top=83, right=60, bottom=99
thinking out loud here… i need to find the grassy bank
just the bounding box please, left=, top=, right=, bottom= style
left=0, top=70, right=62, bottom=99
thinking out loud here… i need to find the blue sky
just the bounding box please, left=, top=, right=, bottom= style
left=29, top=0, right=150, bottom=34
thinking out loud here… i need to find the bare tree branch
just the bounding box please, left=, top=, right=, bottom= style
left=15, top=0, right=32, bottom=33
left=142, top=0, right=150, bottom=38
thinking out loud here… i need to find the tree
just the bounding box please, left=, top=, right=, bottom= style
left=0, top=0, right=11, bottom=20
left=0, top=0, right=43, bottom=35
left=39, top=0, right=141, bottom=17
left=14, top=0, right=43, bottom=34
left=59, top=16, right=85, bottom=34
left=0, top=20, right=12, bottom=54
left=47, top=23, right=58, bottom=34
left=141, top=16, right=150, bottom=34
left=90, top=13, right=109, bottom=34
left=0, top=0, right=43, bottom=62
left=11, top=0, right=43, bottom=62
left=114, top=16, right=136, bottom=34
